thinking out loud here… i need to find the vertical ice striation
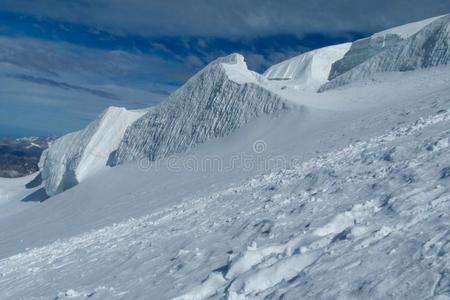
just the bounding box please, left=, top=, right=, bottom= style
left=39, top=54, right=291, bottom=195
left=321, top=15, right=450, bottom=91
left=328, top=15, right=445, bottom=80
left=111, top=53, right=290, bottom=165
left=39, top=107, right=146, bottom=196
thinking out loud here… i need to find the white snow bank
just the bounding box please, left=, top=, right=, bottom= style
left=263, top=43, right=351, bottom=91
left=172, top=272, right=226, bottom=300
left=228, top=252, right=319, bottom=297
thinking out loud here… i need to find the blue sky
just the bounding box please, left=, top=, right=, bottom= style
left=0, top=1, right=449, bottom=137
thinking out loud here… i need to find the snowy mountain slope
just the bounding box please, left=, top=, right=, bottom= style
left=0, top=174, right=42, bottom=218
left=328, top=14, right=448, bottom=81
left=39, top=54, right=291, bottom=196
left=39, top=107, right=146, bottom=196
left=1, top=65, right=450, bottom=299
left=322, top=14, right=450, bottom=91
left=110, top=54, right=291, bottom=165
left=262, top=43, right=351, bottom=91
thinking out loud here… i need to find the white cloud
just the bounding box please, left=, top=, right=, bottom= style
left=0, top=0, right=449, bottom=38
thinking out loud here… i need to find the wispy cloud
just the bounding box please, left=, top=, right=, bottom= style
left=1, top=0, right=448, bottom=37
left=1, top=1, right=448, bottom=137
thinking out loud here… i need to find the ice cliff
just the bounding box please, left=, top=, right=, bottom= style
left=39, top=107, right=146, bottom=196
left=322, top=14, right=450, bottom=90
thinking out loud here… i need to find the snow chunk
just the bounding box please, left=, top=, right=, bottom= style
left=229, top=252, right=319, bottom=296
left=173, top=272, right=226, bottom=300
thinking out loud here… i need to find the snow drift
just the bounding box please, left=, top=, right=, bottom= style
left=263, top=43, right=351, bottom=91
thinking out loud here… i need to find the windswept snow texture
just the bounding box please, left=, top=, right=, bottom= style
left=323, top=15, right=450, bottom=90
left=1, top=66, right=450, bottom=299
left=328, top=14, right=447, bottom=81
left=263, top=43, right=351, bottom=91
left=111, top=54, right=290, bottom=165
left=39, top=107, right=146, bottom=196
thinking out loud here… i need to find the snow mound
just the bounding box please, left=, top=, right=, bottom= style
left=263, top=43, right=351, bottom=91
left=110, top=53, right=292, bottom=165
left=39, top=107, right=146, bottom=196
left=323, top=14, right=450, bottom=90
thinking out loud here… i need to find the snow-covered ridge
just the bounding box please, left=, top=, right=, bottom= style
left=263, top=43, right=351, bottom=91
left=322, top=14, right=450, bottom=91
left=39, top=54, right=292, bottom=195
left=39, top=107, right=146, bottom=196
left=110, top=53, right=292, bottom=165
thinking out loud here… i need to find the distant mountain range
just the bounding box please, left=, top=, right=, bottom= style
left=0, top=137, right=54, bottom=177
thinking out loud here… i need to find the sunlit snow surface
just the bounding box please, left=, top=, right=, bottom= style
left=263, top=43, right=351, bottom=91
left=1, top=65, right=450, bottom=299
